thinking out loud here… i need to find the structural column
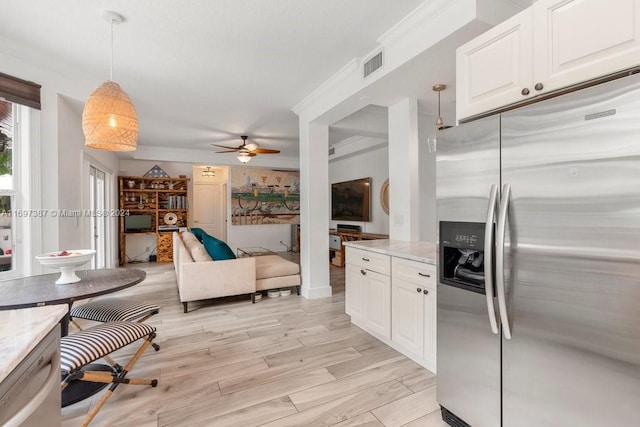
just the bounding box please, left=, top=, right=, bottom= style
left=298, top=120, right=332, bottom=299
left=388, top=98, right=420, bottom=241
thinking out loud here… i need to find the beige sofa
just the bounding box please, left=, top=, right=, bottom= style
left=173, top=232, right=300, bottom=312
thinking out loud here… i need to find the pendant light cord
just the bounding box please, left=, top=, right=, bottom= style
left=109, top=18, right=114, bottom=81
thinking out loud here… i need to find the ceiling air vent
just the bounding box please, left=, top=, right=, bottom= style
left=328, top=147, right=335, bottom=156
left=363, top=51, right=383, bottom=78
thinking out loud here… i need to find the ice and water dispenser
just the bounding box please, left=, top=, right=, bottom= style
left=439, top=221, right=488, bottom=294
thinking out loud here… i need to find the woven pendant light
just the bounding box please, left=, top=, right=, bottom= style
left=83, top=11, right=138, bottom=151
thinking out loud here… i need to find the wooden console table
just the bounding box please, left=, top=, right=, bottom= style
left=329, top=229, right=389, bottom=267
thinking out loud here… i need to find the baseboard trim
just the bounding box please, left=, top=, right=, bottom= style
left=301, top=285, right=332, bottom=299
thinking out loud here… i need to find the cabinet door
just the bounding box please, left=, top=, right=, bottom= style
left=345, top=264, right=365, bottom=320
left=156, top=233, right=173, bottom=263
left=456, top=8, right=533, bottom=121
left=533, top=0, right=640, bottom=93
left=392, top=278, right=424, bottom=358
left=366, top=270, right=391, bottom=339
left=423, top=282, right=437, bottom=373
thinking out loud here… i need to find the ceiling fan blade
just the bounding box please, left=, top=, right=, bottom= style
left=215, top=150, right=240, bottom=153
left=211, top=143, right=240, bottom=150
left=252, top=148, right=281, bottom=154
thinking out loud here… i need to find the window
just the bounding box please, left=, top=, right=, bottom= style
left=0, top=100, right=16, bottom=272
left=0, top=73, right=41, bottom=277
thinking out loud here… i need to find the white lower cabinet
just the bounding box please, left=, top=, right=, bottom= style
left=345, top=246, right=437, bottom=373
left=345, top=250, right=391, bottom=340
left=392, top=278, right=425, bottom=358
left=391, top=258, right=437, bottom=373
left=345, top=264, right=365, bottom=320
left=364, top=270, right=391, bottom=339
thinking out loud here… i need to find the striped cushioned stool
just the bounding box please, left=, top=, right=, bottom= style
left=61, top=322, right=159, bottom=427
left=70, top=297, right=160, bottom=323
left=70, top=297, right=161, bottom=357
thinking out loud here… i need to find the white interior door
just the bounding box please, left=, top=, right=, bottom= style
left=84, top=156, right=114, bottom=269
left=89, top=165, right=106, bottom=268
left=193, top=183, right=227, bottom=241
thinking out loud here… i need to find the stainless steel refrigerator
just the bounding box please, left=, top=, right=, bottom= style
left=436, top=71, right=640, bottom=426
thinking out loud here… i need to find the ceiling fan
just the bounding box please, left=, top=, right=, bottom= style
left=212, top=135, right=281, bottom=157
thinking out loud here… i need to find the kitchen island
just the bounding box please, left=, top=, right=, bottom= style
left=343, top=240, right=438, bottom=372
left=0, top=305, right=66, bottom=425
left=0, top=304, right=66, bottom=383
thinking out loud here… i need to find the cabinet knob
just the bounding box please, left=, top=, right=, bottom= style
left=418, top=272, right=430, bottom=278
left=534, top=82, right=544, bottom=91
left=361, top=269, right=367, bottom=275
left=362, top=257, right=370, bottom=262
left=521, top=88, right=530, bottom=96
left=417, top=287, right=422, bottom=293
left=423, top=289, right=429, bottom=295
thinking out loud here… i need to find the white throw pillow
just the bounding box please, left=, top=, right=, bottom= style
left=182, top=231, right=198, bottom=243
left=190, top=244, right=213, bottom=262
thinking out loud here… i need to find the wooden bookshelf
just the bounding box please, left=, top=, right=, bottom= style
left=118, top=176, right=189, bottom=265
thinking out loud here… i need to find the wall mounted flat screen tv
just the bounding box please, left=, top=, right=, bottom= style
left=331, top=177, right=371, bottom=222
left=124, top=214, right=152, bottom=232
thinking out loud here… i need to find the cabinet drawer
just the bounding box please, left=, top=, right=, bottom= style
left=346, top=247, right=390, bottom=275
left=392, top=257, right=435, bottom=286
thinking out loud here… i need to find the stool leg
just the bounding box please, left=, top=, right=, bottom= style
left=79, top=335, right=158, bottom=426
left=82, top=388, right=114, bottom=427
left=122, top=335, right=155, bottom=372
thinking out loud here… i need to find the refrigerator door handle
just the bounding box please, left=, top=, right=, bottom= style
left=496, top=183, right=512, bottom=339
left=484, top=184, right=499, bottom=334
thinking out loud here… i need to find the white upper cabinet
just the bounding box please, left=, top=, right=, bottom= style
left=533, top=0, right=640, bottom=93
left=457, top=0, right=640, bottom=121
left=457, top=8, right=534, bottom=120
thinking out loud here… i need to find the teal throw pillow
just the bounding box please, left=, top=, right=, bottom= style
left=190, top=227, right=206, bottom=243
left=202, top=233, right=236, bottom=260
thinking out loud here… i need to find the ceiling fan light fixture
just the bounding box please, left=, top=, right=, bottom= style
left=237, top=153, right=252, bottom=164
left=83, top=10, right=138, bottom=152
left=213, top=135, right=280, bottom=158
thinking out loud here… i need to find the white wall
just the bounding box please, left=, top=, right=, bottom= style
left=329, top=144, right=389, bottom=235
left=419, top=112, right=437, bottom=242
left=57, top=96, right=119, bottom=264
left=0, top=40, right=123, bottom=273
left=388, top=98, right=419, bottom=241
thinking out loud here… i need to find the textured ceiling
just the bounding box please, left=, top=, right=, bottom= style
left=0, top=0, right=427, bottom=159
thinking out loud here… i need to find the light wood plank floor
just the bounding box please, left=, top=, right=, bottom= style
left=61, top=258, right=446, bottom=427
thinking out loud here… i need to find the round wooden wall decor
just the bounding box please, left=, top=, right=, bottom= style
left=380, top=179, right=389, bottom=215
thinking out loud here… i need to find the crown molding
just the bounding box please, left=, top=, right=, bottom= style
left=291, top=0, right=468, bottom=122
left=377, top=0, right=456, bottom=47
left=292, top=59, right=359, bottom=117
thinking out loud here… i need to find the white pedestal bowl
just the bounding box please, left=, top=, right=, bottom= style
left=35, top=249, right=96, bottom=284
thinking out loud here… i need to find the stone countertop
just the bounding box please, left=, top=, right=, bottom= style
left=343, top=239, right=437, bottom=265
left=0, top=305, right=67, bottom=383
